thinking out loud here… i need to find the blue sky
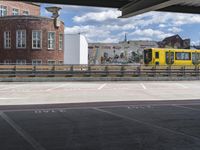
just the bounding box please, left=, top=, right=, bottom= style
left=41, top=3, right=200, bottom=44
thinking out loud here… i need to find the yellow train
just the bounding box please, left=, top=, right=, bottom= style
left=144, top=48, right=200, bottom=66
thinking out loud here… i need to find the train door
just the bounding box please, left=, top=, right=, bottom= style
left=192, top=52, right=200, bottom=65
left=165, top=51, right=174, bottom=65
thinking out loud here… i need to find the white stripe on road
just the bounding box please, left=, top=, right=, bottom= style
left=0, top=112, right=46, bottom=150
left=46, top=84, right=67, bottom=92
left=98, top=83, right=107, bottom=90
left=0, top=98, right=27, bottom=100
left=140, top=83, right=147, bottom=89
left=0, top=84, right=26, bottom=91
left=175, top=83, right=188, bottom=89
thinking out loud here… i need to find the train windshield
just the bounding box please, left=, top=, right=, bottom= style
left=144, top=49, right=152, bottom=64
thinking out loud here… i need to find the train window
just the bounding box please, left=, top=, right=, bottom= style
left=155, top=52, right=159, bottom=59
left=175, top=52, right=191, bottom=60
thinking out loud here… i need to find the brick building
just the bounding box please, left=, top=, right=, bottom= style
left=0, top=1, right=64, bottom=65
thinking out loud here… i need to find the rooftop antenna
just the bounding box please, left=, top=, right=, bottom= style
left=124, top=33, right=127, bottom=42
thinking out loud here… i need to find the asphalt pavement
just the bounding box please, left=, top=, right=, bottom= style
left=1, top=101, right=200, bottom=150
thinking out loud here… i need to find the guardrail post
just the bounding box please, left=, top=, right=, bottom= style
left=70, top=65, right=74, bottom=76
left=32, top=65, right=36, bottom=76
left=195, top=65, right=199, bottom=76
left=166, top=65, right=171, bottom=76
left=152, top=65, right=156, bottom=76
left=13, top=65, right=16, bottom=77
left=181, top=66, right=185, bottom=76
left=104, top=66, right=108, bottom=76
left=136, top=66, right=141, bottom=76
left=51, top=65, right=55, bottom=76
left=120, top=66, right=125, bottom=77
left=88, top=66, right=91, bottom=76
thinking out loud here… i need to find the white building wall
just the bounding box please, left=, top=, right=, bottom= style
left=64, top=34, right=88, bottom=65
left=79, top=35, right=88, bottom=64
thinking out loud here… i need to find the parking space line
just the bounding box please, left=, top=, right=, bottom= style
left=140, top=83, right=146, bottom=89
left=0, top=97, right=27, bottom=100
left=98, top=83, right=107, bottom=90
left=0, top=112, right=46, bottom=150
left=0, top=84, right=26, bottom=91
left=46, top=84, right=67, bottom=92
left=175, top=83, right=188, bottom=89
left=93, top=108, right=200, bottom=141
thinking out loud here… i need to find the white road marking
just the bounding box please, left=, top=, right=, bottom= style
left=0, top=97, right=27, bottom=100
left=94, top=108, right=200, bottom=141
left=46, top=84, right=67, bottom=92
left=0, top=84, right=26, bottom=91
left=175, top=83, right=188, bottom=89
left=98, top=83, right=107, bottom=90
left=0, top=112, right=46, bottom=150
left=140, top=83, right=147, bottom=89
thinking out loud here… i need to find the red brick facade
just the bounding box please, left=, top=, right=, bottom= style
left=0, top=1, right=40, bottom=16
left=0, top=16, right=64, bottom=64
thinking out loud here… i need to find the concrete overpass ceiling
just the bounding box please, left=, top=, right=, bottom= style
left=13, top=0, right=200, bottom=17
left=158, top=1, right=200, bottom=14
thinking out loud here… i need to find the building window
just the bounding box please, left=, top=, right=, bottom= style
left=32, top=31, right=42, bottom=49
left=58, top=60, right=63, bottom=64
left=12, top=8, right=19, bottom=15
left=48, top=32, right=55, bottom=49
left=0, top=5, right=7, bottom=16
left=32, top=59, right=42, bottom=65
left=48, top=60, right=56, bottom=65
left=23, top=10, right=29, bottom=15
left=16, top=59, right=26, bottom=65
left=4, top=60, right=12, bottom=65
left=4, top=31, right=11, bottom=49
left=59, top=34, right=63, bottom=50
left=16, top=30, right=26, bottom=48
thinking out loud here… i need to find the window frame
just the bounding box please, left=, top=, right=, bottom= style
left=16, top=30, right=26, bottom=49
left=32, top=59, right=42, bottom=65
left=23, top=10, right=29, bottom=15
left=12, top=8, right=20, bottom=16
left=48, top=31, right=56, bottom=50
left=4, top=31, right=11, bottom=49
left=59, top=33, right=63, bottom=50
left=47, top=60, right=56, bottom=65
left=32, top=30, right=42, bottom=49
left=16, top=59, right=26, bottom=65
left=4, top=60, right=12, bottom=65
left=0, top=5, right=7, bottom=17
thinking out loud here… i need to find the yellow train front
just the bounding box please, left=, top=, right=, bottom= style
left=144, top=48, right=200, bottom=66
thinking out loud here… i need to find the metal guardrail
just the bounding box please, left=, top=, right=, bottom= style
left=0, top=65, right=199, bottom=77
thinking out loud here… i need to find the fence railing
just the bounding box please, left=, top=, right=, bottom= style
left=0, top=64, right=199, bottom=77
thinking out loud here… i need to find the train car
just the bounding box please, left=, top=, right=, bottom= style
left=144, top=48, right=200, bottom=66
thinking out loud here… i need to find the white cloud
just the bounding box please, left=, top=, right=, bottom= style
left=168, top=27, right=182, bottom=33
left=131, top=29, right=173, bottom=40
left=73, top=9, right=121, bottom=22
left=50, top=4, right=200, bottom=43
